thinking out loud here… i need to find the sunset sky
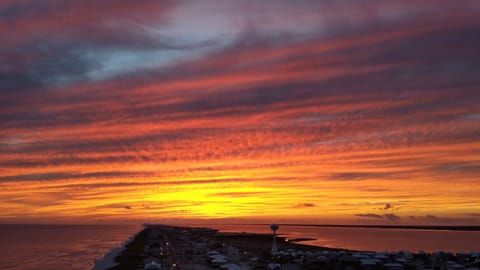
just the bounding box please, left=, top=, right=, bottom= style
left=1, top=0, right=480, bottom=225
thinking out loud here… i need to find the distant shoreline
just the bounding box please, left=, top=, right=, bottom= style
left=243, top=224, right=480, bottom=231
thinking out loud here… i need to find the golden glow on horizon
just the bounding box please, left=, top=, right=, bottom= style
left=1, top=141, right=479, bottom=223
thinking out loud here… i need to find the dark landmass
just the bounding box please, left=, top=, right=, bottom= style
left=285, top=238, right=317, bottom=243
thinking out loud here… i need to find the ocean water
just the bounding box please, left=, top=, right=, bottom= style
left=209, top=224, right=480, bottom=253
left=0, top=224, right=139, bottom=270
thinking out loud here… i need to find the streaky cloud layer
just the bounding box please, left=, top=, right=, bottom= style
left=1, top=0, right=479, bottom=224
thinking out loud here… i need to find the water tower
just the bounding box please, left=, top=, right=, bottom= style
left=270, top=224, right=279, bottom=254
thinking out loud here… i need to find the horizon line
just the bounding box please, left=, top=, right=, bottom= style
left=3, top=223, right=479, bottom=231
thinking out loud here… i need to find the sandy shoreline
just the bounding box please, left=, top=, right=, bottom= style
left=92, top=234, right=137, bottom=270
left=105, top=228, right=150, bottom=270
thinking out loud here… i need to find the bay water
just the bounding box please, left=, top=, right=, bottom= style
left=0, top=224, right=139, bottom=270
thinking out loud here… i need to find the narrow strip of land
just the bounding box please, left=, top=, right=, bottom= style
left=248, top=224, right=480, bottom=231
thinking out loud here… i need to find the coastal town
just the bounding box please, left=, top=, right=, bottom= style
left=106, top=225, right=480, bottom=270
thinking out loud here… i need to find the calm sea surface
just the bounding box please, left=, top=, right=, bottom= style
left=208, top=224, right=480, bottom=253
left=0, top=224, right=139, bottom=270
